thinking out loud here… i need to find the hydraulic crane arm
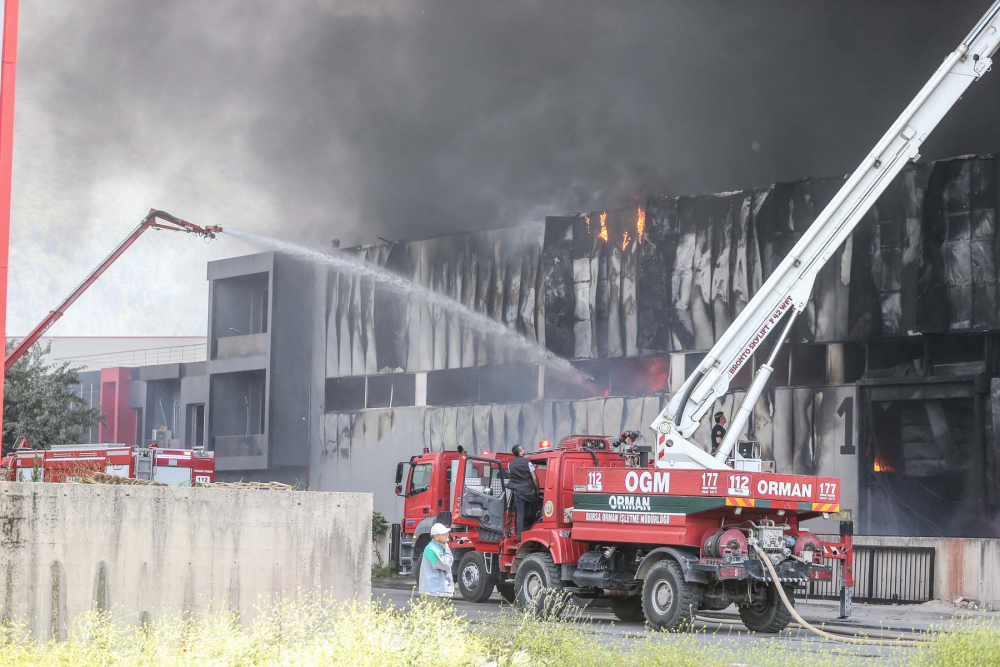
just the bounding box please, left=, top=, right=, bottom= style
left=4, top=209, right=221, bottom=373
left=650, top=1, right=1000, bottom=469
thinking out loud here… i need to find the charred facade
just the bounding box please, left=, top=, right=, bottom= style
left=183, top=154, right=1000, bottom=539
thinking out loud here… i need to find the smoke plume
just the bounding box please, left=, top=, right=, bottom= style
left=9, top=0, right=1000, bottom=335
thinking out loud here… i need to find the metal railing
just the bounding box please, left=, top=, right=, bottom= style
left=55, top=343, right=207, bottom=370
left=809, top=545, right=935, bottom=604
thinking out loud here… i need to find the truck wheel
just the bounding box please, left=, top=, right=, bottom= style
left=610, top=596, right=645, bottom=623
left=457, top=552, right=495, bottom=603
left=514, top=552, right=566, bottom=616
left=411, top=537, right=428, bottom=583
left=738, top=584, right=793, bottom=633
left=641, top=560, right=700, bottom=631
left=496, top=581, right=516, bottom=604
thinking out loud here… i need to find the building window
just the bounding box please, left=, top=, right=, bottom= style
left=426, top=368, right=480, bottom=406
left=545, top=360, right=610, bottom=400
left=479, top=364, right=538, bottom=404
left=609, top=356, right=670, bottom=396
left=790, top=345, right=827, bottom=386
left=929, top=334, right=985, bottom=369
left=211, top=272, right=270, bottom=359
left=843, top=342, right=866, bottom=383
left=366, top=374, right=417, bottom=409
left=187, top=404, right=206, bottom=449
left=326, top=377, right=366, bottom=412
left=867, top=339, right=924, bottom=375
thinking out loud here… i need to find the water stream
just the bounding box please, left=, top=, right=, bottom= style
left=223, top=229, right=591, bottom=386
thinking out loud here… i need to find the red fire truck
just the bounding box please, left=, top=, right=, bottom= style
left=4, top=444, right=215, bottom=486
left=398, top=435, right=851, bottom=631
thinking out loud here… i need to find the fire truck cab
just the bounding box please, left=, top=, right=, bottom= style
left=396, top=449, right=515, bottom=579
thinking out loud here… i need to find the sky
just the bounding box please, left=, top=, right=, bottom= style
left=8, top=0, right=1000, bottom=336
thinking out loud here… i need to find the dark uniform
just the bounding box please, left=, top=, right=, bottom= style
left=507, top=456, right=539, bottom=540
left=711, top=424, right=727, bottom=456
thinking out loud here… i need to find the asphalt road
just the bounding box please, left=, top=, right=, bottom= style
left=372, top=585, right=915, bottom=660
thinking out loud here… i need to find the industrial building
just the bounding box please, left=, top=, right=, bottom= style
left=83, top=154, right=1000, bottom=539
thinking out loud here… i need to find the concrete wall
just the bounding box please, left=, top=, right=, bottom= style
left=0, top=482, right=371, bottom=638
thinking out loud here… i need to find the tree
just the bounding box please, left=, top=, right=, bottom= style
left=2, top=340, right=103, bottom=455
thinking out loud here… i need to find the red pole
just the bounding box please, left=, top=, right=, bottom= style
left=0, top=0, right=21, bottom=440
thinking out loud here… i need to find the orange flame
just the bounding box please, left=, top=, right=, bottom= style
left=622, top=230, right=632, bottom=251
left=585, top=215, right=591, bottom=233
left=873, top=454, right=895, bottom=473
left=637, top=207, right=646, bottom=244
left=598, top=212, right=608, bottom=242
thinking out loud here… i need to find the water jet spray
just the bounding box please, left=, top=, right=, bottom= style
left=222, top=228, right=592, bottom=387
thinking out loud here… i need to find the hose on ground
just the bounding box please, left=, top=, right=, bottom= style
left=694, top=614, right=935, bottom=643
left=751, top=545, right=929, bottom=648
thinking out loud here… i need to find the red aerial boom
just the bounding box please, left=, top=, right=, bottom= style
left=3, top=209, right=222, bottom=372
left=0, top=0, right=22, bottom=448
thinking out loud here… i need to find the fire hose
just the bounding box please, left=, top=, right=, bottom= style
left=708, top=545, right=932, bottom=648
left=694, top=614, right=935, bottom=643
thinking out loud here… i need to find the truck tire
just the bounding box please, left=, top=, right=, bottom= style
left=411, top=536, right=429, bottom=584
left=738, top=584, right=793, bottom=633
left=641, top=559, right=700, bottom=631
left=610, top=596, right=645, bottom=623
left=457, top=552, right=495, bottom=603
left=514, top=552, right=566, bottom=616
left=496, top=581, right=516, bottom=604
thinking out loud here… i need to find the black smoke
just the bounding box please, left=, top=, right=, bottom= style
left=21, top=0, right=1000, bottom=248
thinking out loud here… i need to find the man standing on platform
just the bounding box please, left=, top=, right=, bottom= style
left=711, top=411, right=727, bottom=457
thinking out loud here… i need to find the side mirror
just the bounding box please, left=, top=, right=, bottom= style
left=395, top=482, right=403, bottom=496
left=394, top=462, right=404, bottom=485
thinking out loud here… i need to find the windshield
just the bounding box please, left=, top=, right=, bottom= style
left=409, top=463, right=432, bottom=495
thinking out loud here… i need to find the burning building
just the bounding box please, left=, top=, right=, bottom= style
left=121, top=154, right=1000, bottom=539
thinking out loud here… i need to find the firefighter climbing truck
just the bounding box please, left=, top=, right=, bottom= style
left=398, top=435, right=851, bottom=631
left=393, top=1, right=1000, bottom=631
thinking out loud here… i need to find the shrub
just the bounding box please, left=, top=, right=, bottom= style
left=372, top=562, right=398, bottom=579
left=371, top=510, right=390, bottom=569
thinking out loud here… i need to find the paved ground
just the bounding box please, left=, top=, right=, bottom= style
left=373, top=577, right=998, bottom=661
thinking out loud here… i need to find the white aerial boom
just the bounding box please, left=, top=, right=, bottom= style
left=650, top=1, right=1000, bottom=470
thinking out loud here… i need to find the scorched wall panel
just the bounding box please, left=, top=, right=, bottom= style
left=634, top=156, right=1000, bottom=353
left=324, top=226, right=547, bottom=377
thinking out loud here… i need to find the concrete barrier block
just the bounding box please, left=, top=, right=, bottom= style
left=0, top=482, right=371, bottom=637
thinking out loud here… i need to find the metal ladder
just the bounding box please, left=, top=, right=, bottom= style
left=135, top=448, right=155, bottom=481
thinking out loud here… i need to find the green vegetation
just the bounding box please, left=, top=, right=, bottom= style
left=911, top=621, right=1000, bottom=667
left=2, top=340, right=102, bottom=455
left=371, top=562, right=398, bottom=579
left=371, top=510, right=390, bottom=573
left=0, top=594, right=996, bottom=666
